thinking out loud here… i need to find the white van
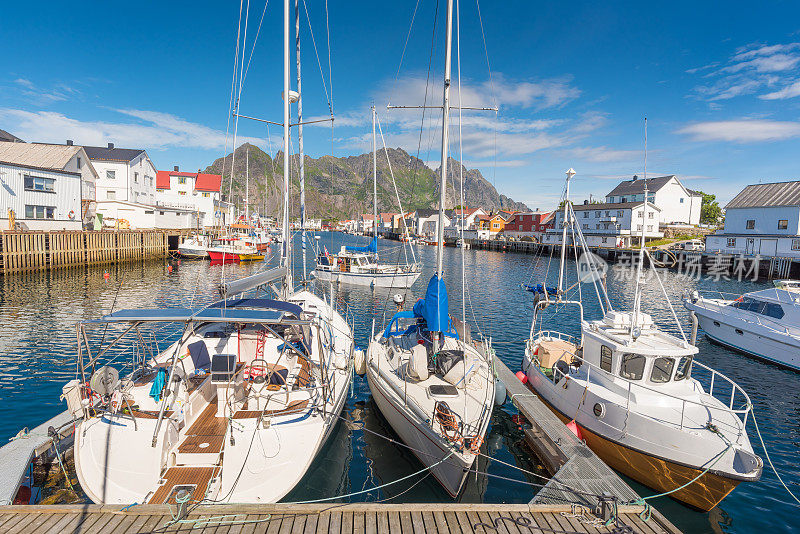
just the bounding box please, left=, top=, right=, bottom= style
left=683, top=239, right=705, bottom=251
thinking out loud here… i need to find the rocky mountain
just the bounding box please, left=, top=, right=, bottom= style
left=203, top=143, right=530, bottom=220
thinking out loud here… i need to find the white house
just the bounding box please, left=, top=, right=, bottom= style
left=155, top=167, right=225, bottom=228
left=706, top=181, right=800, bottom=258
left=605, top=175, right=702, bottom=226
left=411, top=209, right=452, bottom=237
left=84, top=143, right=157, bottom=205
left=0, top=141, right=98, bottom=230
left=543, top=200, right=663, bottom=248
left=95, top=200, right=200, bottom=230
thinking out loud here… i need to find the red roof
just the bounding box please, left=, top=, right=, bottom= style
left=155, top=170, right=222, bottom=192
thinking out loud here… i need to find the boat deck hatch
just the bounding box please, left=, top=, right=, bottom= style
left=428, top=384, right=459, bottom=397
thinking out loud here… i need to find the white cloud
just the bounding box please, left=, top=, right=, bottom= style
left=568, top=146, right=640, bottom=163
left=760, top=80, right=800, bottom=100
left=677, top=119, right=800, bottom=143
left=11, top=78, right=79, bottom=104
left=0, top=108, right=262, bottom=151
left=690, top=42, right=800, bottom=102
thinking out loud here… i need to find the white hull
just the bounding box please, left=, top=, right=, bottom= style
left=178, top=244, right=208, bottom=258
left=312, top=269, right=421, bottom=288
left=686, top=300, right=800, bottom=371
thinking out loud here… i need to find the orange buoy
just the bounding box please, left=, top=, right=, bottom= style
left=167, top=265, right=173, bottom=273
left=103, top=271, right=110, bottom=280
left=515, top=371, right=528, bottom=384
left=566, top=419, right=583, bottom=440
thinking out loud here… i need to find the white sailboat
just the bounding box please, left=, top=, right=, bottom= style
left=63, top=0, right=353, bottom=504
left=522, top=168, right=762, bottom=511
left=362, top=0, right=495, bottom=498
left=312, top=107, right=422, bottom=288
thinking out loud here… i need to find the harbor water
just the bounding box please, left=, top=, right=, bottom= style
left=0, top=232, right=797, bottom=533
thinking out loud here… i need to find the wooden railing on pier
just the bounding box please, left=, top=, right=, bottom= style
left=0, top=230, right=183, bottom=274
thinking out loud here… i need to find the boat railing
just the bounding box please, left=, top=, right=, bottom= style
left=531, top=334, right=752, bottom=441
left=693, top=292, right=800, bottom=338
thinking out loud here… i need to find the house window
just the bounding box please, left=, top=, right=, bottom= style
left=156, top=188, right=164, bottom=193
left=621, top=197, right=627, bottom=203
left=647, top=225, right=653, bottom=231
left=637, top=225, right=642, bottom=231
left=602, top=237, right=608, bottom=244
left=648, top=212, right=654, bottom=219
left=596, top=224, right=600, bottom=229
left=638, top=211, right=643, bottom=218
left=107, top=190, right=116, bottom=200
left=24, top=175, right=55, bottom=192
left=680, top=198, right=684, bottom=203
left=726, top=237, right=736, bottom=247
left=24, top=205, right=54, bottom=219
left=617, top=210, right=623, bottom=217
left=746, top=220, right=755, bottom=230
left=620, top=354, right=645, bottom=380
left=605, top=211, right=610, bottom=216
left=600, top=346, right=613, bottom=372
left=778, top=220, right=788, bottom=230
left=583, top=212, right=588, bottom=218
left=179, top=191, right=187, bottom=196
left=144, top=210, right=154, bottom=214
left=159, top=211, right=165, bottom=215
left=595, top=211, right=601, bottom=217
left=793, top=239, right=800, bottom=251
left=134, top=172, right=139, bottom=183
left=178, top=177, right=187, bottom=184
left=77, top=157, right=82, bottom=169
left=202, top=192, right=210, bottom=198
left=106, top=170, right=115, bottom=180
left=583, top=224, right=588, bottom=229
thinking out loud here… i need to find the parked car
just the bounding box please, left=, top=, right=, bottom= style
left=683, top=239, right=705, bottom=251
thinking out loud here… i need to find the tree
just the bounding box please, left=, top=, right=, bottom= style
left=697, top=191, right=722, bottom=225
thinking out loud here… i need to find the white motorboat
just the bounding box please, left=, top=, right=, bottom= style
left=363, top=1, right=495, bottom=498
left=62, top=0, right=354, bottom=504
left=178, top=234, right=210, bottom=259
left=311, top=107, right=421, bottom=289
left=684, top=287, right=800, bottom=371
left=522, top=170, right=762, bottom=511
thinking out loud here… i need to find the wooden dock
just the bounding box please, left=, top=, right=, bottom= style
left=0, top=502, right=680, bottom=534
left=0, top=230, right=192, bottom=275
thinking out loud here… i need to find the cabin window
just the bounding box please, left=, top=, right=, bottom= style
left=619, top=354, right=645, bottom=380
left=650, top=357, right=675, bottom=383
left=731, top=297, right=785, bottom=319
left=600, top=346, right=613, bottom=372
left=674, top=356, right=692, bottom=381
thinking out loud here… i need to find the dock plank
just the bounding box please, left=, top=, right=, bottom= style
left=386, top=510, right=402, bottom=534
left=354, top=510, right=366, bottom=534
left=326, top=511, right=342, bottom=534
left=341, top=511, right=353, bottom=534
left=398, top=511, right=413, bottom=534
left=409, top=511, right=425, bottom=534
left=432, top=511, right=450, bottom=534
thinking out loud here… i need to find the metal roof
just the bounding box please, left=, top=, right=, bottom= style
left=725, top=181, right=800, bottom=209
left=607, top=175, right=676, bottom=196
left=0, top=141, right=81, bottom=170
left=83, top=145, right=145, bottom=162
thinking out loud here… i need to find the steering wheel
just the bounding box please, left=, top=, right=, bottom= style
left=245, top=358, right=269, bottom=384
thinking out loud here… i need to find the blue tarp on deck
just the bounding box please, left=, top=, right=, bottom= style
left=345, top=236, right=378, bottom=253
left=413, top=274, right=450, bottom=333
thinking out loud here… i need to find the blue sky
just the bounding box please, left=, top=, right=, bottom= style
left=2, top=0, right=800, bottom=210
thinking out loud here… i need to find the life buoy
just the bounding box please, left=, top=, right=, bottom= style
left=68, top=210, right=76, bottom=220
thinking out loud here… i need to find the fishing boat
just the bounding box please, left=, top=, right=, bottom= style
left=684, top=287, right=800, bottom=371
left=178, top=234, right=211, bottom=259
left=311, top=107, right=421, bottom=288
left=522, top=169, right=762, bottom=511
left=62, top=0, right=353, bottom=504
left=363, top=0, right=496, bottom=498
left=207, top=237, right=264, bottom=263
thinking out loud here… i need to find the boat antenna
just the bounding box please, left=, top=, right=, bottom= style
left=296, top=0, right=307, bottom=281
left=281, top=0, right=294, bottom=296
left=373, top=104, right=378, bottom=250
left=632, top=117, right=647, bottom=336
left=557, top=168, right=575, bottom=296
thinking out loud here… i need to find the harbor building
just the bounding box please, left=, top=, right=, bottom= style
left=476, top=210, right=516, bottom=238
left=84, top=142, right=157, bottom=205
left=542, top=200, right=663, bottom=248
left=606, top=175, right=702, bottom=226
left=706, top=180, right=800, bottom=258
left=0, top=141, right=98, bottom=230
left=414, top=209, right=452, bottom=237
left=155, top=167, right=226, bottom=228
left=93, top=200, right=200, bottom=229
left=504, top=210, right=554, bottom=240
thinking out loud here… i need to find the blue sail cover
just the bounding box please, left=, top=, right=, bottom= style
left=413, top=274, right=449, bottom=332
left=345, top=236, right=378, bottom=253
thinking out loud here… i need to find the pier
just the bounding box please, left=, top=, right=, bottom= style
left=0, top=502, right=679, bottom=533
left=0, top=230, right=193, bottom=275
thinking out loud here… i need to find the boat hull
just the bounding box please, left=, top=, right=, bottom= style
left=366, top=364, right=471, bottom=497
left=312, top=269, right=421, bottom=288
left=534, top=393, right=740, bottom=511
left=178, top=245, right=208, bottom=259
left=208, top=251, right=240, bottom=263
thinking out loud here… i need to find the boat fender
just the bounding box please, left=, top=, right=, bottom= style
left=407, top=344, right=429, bottom=381
left=110, top=390, right=122, bottom=413
left=494, top=379, right=507, bottom=406
left=566, top=419, right=583, bottom=440
left=515, top=370, right=528, bottom=385
left=353, top=348, right=367, bottom=376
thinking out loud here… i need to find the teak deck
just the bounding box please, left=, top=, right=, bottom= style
left=0, top=503, right=681, bottom=533
left=147, top=467, right=220, bottom=505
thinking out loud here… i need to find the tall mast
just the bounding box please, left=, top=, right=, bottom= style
left=281, top=0, right=293, bottom=295
left=372, top=105, right=378, bottom=245
left=632, top=118, right=647, bottom=334
left=296, top=0, right=306, bottom=280
left=436, top=0, right=454, bottom=280
left=557, top=168, right=576, bottom=295
left=245, top=145, right=250, bottom=220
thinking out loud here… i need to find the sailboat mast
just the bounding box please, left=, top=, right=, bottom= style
left=632, top=118, right=648, bottom=333
left=436, top=0, right=454, bottom=279
left=245, top=145, right=250, bottom=220
left=372, top=106, right=378, bottom=244
left=296, top=0, right=306, bottom=280
left=282, top=0, right=293, bottom=295
left=557, top=168, right=575, bottom=294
